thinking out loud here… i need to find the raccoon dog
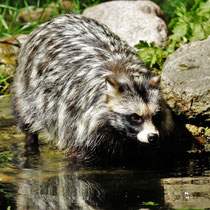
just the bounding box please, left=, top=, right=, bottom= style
left=12, top=14, right=173, bottom=164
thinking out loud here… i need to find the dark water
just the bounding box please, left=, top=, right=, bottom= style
left=0, top=97, right=210, bottom=209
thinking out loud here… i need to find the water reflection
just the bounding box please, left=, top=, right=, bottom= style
left=0, top=152, right=209, bottom=210
left=7, top=168, right=163, bottom=209
left=15, top=169, right=164, bottom=210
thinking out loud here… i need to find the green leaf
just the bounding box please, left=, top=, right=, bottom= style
left=172, top=22, right=188, bottom=40
left=0, top=15, right=9, bottom=30
left=168, top=17, right=179, bottom=30
left=175, top=3, right=187, bottom=17
left=197, top=1, right=210, bottom=17
left=134, top=40, right=150, bottom=49
left=190, top=23, right=206, bottom=41
left=135, top=41, right=165, bottom=70
left=142, top=201, right=159, bottom=206
left=203, top=20, right=210, bottom=34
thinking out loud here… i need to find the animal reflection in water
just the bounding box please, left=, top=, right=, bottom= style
left=16, top=169, right=163, bottom=210
left=15, top=162, right=210, bottom=210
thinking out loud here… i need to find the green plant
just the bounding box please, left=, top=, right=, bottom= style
left=152, top=0, right=195, bottom=23
left=0, top=1, right=34, bottom=37
left=0, top=72, right=13, bottom=96
left=135, top=0, right=210, bottom=71
left=135, top=41, right=166, bottom=70
left=81, top=0, right=100, bottom=10
left=0, top=183, right=15, bottom=207
left=0, top=0, right=101, bottom=38
left=168, top=0, right=210, bottom=46
left=142, top=201, right=159, bottom=206
left=64, top=0, right=100, bottom=14
left=0, top=151, right=13, bottom=167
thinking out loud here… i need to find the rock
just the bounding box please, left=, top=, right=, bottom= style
left=17, top=1, right=73, bottom=23
left=82, top=1, right=167, bottom=48
left=0, top=34, right=28, bottom=77
left=161, top=36, right=210, bottom=125
left=162, top=177, right=210, bottom=209
left=0, top=97, right=14, bottom=126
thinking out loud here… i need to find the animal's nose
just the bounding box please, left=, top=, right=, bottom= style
left=147, top=133, right=159, bottom=145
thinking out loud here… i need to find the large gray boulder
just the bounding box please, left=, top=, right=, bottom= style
left=83, top=1, right=168, bottom=48
left=161, top=36, right=210, bottom=125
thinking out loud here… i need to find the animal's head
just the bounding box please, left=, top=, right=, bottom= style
left=105, top=74, right=173, bottom=146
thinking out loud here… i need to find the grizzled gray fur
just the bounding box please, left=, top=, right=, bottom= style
left=12, top=14, right=173, bottom=164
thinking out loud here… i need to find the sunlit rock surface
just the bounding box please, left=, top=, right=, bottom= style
left=83, top=1, right=168, bottom=48
left=161, top=36, right=210, bottom=125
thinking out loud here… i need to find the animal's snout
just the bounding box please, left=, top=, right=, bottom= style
left=137, top=121, right=159, bottom=145
left=147, top=133, right=159, bottom=145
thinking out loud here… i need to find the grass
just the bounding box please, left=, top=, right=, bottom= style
left=0, top=0, right=101, bottom=38
left=0, top=0, right=70, bottom=38
left=0, top=72, right=13, bottom=96
left=0, top=151, right=14, bottom=167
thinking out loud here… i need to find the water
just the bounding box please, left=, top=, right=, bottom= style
left=0, top=97, right=210, bottom=209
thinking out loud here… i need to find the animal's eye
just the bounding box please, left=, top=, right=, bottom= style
left=130, top=113, right=143, bottom=124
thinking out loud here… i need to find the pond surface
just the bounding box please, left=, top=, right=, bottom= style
left=0, top=97, right=210, bottom=210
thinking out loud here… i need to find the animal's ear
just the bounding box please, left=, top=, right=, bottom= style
left=105, top=75, right=124, bottom=93
left=149, top=75, right=161, bottom=87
